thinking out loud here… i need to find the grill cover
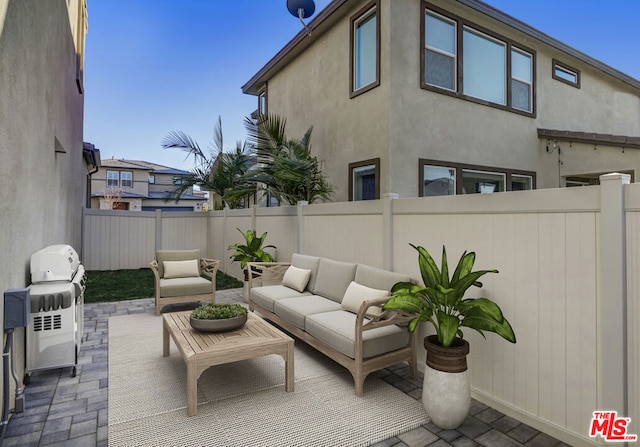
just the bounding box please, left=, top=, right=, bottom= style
left=30, top=244, right=81, bottom=283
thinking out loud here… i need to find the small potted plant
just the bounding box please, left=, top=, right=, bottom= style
left=383, top=244, right=516, bottom=429
left=189, top=303, right=249, bottom=332
left=228, top=228, right=276, bottom=281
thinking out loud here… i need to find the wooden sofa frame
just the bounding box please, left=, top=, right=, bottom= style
left=247, top=261, right=418, bottom=396
left=150, top=257, right=220, bottom=316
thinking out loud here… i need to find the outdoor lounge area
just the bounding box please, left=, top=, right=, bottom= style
left=2, top=288, right=567, bottom=447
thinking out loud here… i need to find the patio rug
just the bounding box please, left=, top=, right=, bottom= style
left=108, top=312, right=428, bottom=447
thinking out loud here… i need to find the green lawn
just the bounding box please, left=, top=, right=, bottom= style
left=85, top=269, right=243, bottom=304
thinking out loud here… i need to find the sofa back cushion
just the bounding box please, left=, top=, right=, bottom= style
left=312, top=258, right=357, bottom=303
left=354, top=264, right=414, bottom=292
left=291, top=253, right=321, bottom=292
left=156, top=249, right=200, bottom=278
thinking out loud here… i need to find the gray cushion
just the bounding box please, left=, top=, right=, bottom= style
left=354, top=264, right=415, bottom=292
left=159, top=277, right=211, bottom=298
left=305, top=310, right=409, bottom=359
left=250, top=285, right=310, bottom=312
left=156, top=249, right=200, bottom=279
left=291, top=253, right=321, bottom=292
left=312, top=258, right=357, bottom=303
left=274, top=295, right=342, bottom=330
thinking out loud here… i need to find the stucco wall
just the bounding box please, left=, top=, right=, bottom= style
left=259, top=0, right=640, bottom=201
left=0, top=0, right=86, bottom=413
left=267, top=0, right=391, bottom=202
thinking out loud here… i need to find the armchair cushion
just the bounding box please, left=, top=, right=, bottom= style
left=156, top=249, right=200, bottom=278
left=282, top=265, right=311, bottom=292
left=163, top=259, right=200, bottom=279
left=341, top=281, right=388, bottom=316
left=159, top=277, right=212, bottom=298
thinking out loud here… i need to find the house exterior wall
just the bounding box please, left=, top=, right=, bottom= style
left=0, top=0, right=86, bottom=415
left=250, top=0, right=640, bottom=202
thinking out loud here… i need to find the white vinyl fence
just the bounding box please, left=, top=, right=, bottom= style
left=82, top=174, right=637, bottom=446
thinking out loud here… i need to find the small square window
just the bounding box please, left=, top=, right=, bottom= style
left=423, top=165, right=455, bottom=196
left=511, top=174, right=533, bottom=191
left=148, top=175, right=155, bottom=184
left=462, top=169, right=505, bottom=194
left=349, top=158, right=380, bottom=201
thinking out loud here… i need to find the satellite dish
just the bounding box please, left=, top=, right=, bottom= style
left=287, top=0, right=315, bottom=35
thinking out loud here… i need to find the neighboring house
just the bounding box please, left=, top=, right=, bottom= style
left=242, top=0, right=640, bottom=202
left=91, top=158, right=206, bottom=212
left=0, top=0, right=88, bottom=422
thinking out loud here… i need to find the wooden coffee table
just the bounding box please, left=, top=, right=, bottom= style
left=163, top=310, right=294, bottom=416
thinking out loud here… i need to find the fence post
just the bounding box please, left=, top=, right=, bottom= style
left=598, top=173, right=630, bottom=415
left=297, top=201, right=308, bottom=254
left=383, top=193, right=399, bottom=271
left=222, top=208, right=228, bottom=273
left=155, top=209, right=162, bottom=251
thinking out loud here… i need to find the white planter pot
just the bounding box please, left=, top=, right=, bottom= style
left=242, top=280, right=249, bottom=303
left=422, top=365, right=470, bottom=429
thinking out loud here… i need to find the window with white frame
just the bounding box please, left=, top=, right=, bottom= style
left=120, top=171, right=133, bottom=188
left=511, top=174, right=533, bottom=191
left=552, top=59, right=580, bottom=88
left=423, top=165, right=455, bottom=196
left=106, top=171, right=119, bottom=187
left=422, top=5, right=535, bottom=115
left=258, top=89, right=267, bottom=116
left=351, top=3, right=379, bottom=95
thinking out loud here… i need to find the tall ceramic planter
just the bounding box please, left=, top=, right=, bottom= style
left=422, top=335, right=470, bottom=429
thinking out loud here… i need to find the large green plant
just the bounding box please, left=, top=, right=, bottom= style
left=383, top=244, right=516, bottom=349
left=228, top=228, right=275, bottom=269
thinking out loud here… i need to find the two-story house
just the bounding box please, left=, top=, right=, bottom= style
left=242, top=0, right=640, bottom=202
left=91, top=159, right=206, bottom=211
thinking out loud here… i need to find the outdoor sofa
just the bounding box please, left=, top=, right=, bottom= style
left=247, top=254, right=418, bottom=396
left=150, top=249, right=221, bottom=316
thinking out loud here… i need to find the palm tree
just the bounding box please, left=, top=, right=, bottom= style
left=227, top=114, right=333, bottom=205
left=161, top=116, right=253, bottom=209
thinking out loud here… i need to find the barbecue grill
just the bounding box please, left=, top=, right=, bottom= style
left=26, top=244, right=86, bottom=380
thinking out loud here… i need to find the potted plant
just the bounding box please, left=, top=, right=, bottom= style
left=383, top=244, right=516, bottom=429
left=228, top=228, right=276, bottom=302
left=189, top=303, right=249, bottom=332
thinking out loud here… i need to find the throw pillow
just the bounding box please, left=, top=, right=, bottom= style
left=282, top=265, right=312, bottom=292
left=341, top=281, right=389, bottom=316
left=163, top=259, right=200, bottom=279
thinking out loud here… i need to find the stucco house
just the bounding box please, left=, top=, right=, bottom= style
left=0, top=0, right=88, bottom=427
left=242, top=0, right=640, bottom=202
left=91, top=158, right=206, bottom=211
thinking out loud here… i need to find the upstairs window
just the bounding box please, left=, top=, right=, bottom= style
left=258, top=88, right=267, bottom=116
left=106, top=170, right=133, bottom=188
left=120, top=171, right=133, bottom=188
left=552, top=59, right=580, bottom=88
left=351, top=2, right=379, bottom=97
left=424, top=11, right=456, bottom=91
left=422, top=4, right=536, bottom=116
left=106, top=171, right=119, bottom=187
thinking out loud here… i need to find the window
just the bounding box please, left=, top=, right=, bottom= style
left=422, top=4, right=536, bottom=115
left=120, top=171, right=133, bottom=188
left=258, top=88, right=267, bottom=116
left=173, top=176, right=187, bottom=186
left=511, top=49, right=533, bottom=112
left=422, top=165, right=455, bottom=196
left=419, top=159, right=535, bottom=196
left=463, top=28, right=506, bottom=105
left=148, top=175, right=155, bottom=184
left=462, top=169, right=505, bottom=194
left=424, top=11, right=456, bottom=91
left=511, top=174, right=533, bottom=191
left=349, top=158, right=380, bottom=201
left=351, top=3, right=379, bottom=96
left=106, top=171, right=119, bottom=187
left=552, top=59, right=580, bottom=88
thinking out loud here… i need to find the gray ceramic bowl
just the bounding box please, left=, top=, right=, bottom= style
left=189, top=314, right=248, bottom=332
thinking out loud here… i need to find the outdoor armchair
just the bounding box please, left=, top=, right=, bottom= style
left=150, top=249, right=220, bottom=316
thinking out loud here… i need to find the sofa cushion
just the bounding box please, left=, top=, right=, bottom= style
left=291, top=253, right=321, bottom=292
left=250, top=285, right=310, bottom=313
left=274, top=296, right=342, bottom=330
left=282, top=265, right=311, bottom=293
left=312, top=258, right=357, bottom=303
left=354, top=264, right=415, bottom=292
left=159, top=277, right=211, bottom=298
left=163, top=259, right=200, bottom=279
left=305, top=310, right=409, bottom=359
left=341, top=281, right=388, bottom=316
left=156, top=249, right=200, bottom=279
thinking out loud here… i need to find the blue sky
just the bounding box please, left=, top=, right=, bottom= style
left=84, top=1, right=640, bottom=172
